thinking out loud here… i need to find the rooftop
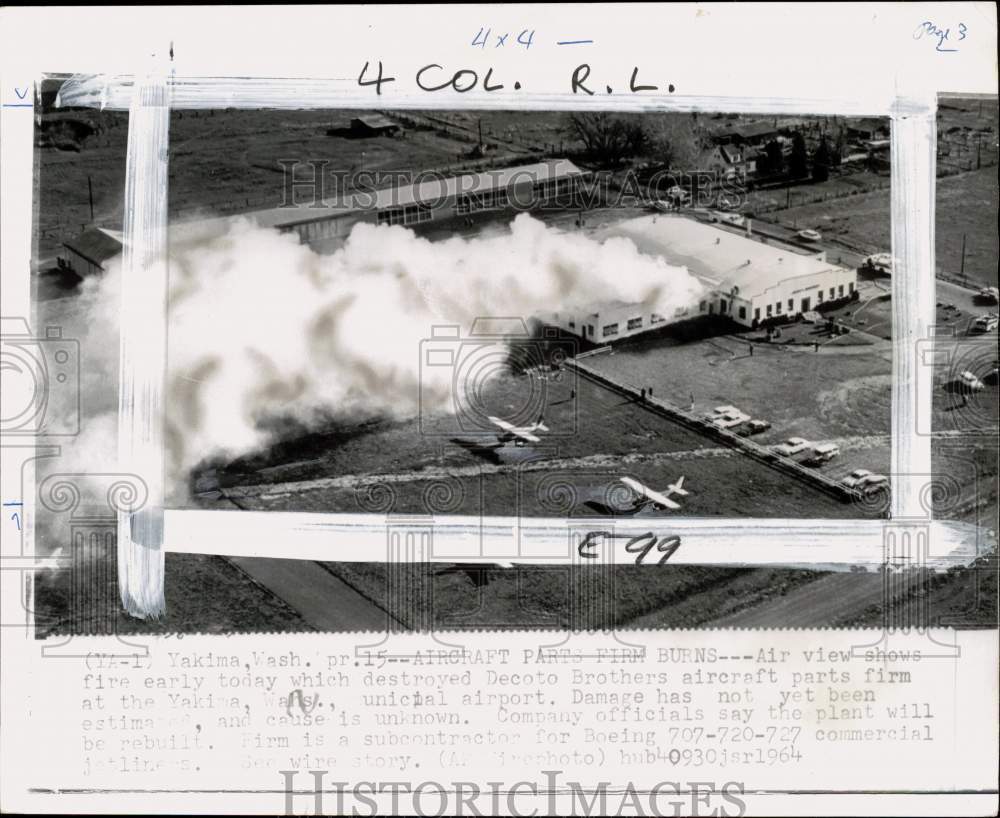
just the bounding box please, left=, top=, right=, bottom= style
left=351, top=114, right=400, bottom=129
left=65, top=159, right=591, bottom=259
left=62, top=227, right=125, bottom=267
left=606, top=215, right=847, bottom=299
left=715, top=121, right=780, bottom=142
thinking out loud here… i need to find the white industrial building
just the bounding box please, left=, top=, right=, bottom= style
left=549, top=215, right=858, bottom=342
left=552, top=299, right=691, bottom=344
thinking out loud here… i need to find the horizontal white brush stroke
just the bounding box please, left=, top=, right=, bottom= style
left=55, top=73, right=934, bottom=117
left=162, top=510, right=983, bottom=572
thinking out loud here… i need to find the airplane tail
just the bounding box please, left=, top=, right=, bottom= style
left=535, top=414, right=549, bottom=432
left=669, top=476, right=689, bottom=496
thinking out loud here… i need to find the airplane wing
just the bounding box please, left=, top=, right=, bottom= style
left=488, top=417, right=540, bottom=443
left=620, top=477, right=681, bottom=510
left=646, top=491, right=681, bottom=510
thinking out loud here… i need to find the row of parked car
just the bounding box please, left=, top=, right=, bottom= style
left=770, top=435, right=888, bottom=488
left=705, top=405, right=888, bottom=491
left=703, top=405, right=771, bottom=435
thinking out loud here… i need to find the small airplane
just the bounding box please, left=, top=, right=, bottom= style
left=487, top=414, right=549, bottom=446
left=619, top=475, right=689, bottom=511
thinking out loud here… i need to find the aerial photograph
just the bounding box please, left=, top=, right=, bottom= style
left=28, top=87, right=999, bottom=634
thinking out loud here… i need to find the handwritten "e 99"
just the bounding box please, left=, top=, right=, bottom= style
left=578, top=531, right=682, bottom=565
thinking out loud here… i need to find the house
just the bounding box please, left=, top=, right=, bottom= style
left=846, top=118, right=890, bottom=142
left=699, top=145, right=756, bottom=179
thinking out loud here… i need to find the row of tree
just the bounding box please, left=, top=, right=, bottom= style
left=566, top=113, right=869, bottom=184
left=756, top=132, right=836, bottom=182
left=565, top=112, right=708, bottom=168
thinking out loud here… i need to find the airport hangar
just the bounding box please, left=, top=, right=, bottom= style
left=548, top=216, right=859, bottom=343
left=61, top=158, right=590, bottom=271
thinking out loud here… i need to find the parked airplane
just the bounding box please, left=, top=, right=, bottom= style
left=487, top=414, right=549, bottom=445
left=619, top=475, right=689, bottom=511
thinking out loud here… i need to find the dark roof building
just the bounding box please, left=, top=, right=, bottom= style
left=349, top=115, right=402, bottom=137
left=61, top=227, right=125, bottom=275
left=714, top=121, right=781, bottom=146
left=846, top=118, right=890, bottom=141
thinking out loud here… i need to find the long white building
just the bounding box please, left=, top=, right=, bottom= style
left=61, top=159, right=590, bottom=271
left=549, top=215, right=858, bottom=342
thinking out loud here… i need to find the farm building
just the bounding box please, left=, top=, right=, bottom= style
left=713, top=121, right=781, bottom=147
left=548, top=215, right=858, bottom=341
left=348, top=115, right=402, bottom=137
left=61, top=159, right=590, bottom=262
left=846, top=117, right=890, bottom=142
left=61, top=227, right=125, bottom=277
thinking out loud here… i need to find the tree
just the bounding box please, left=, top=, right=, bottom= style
left=812, top=137, right=831, bottom=182
left=760, top=138, right=784, bottom=176
left=646, top=112, right=707, bottom=169
left=832, top=127, right=845, bottom=166
left=566, top=113, right=649, bottom=166
left=789, top=131, right=808, bottom=179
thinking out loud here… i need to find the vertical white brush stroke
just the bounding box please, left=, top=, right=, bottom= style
left=889, top=104, right=936, bottom=519
left=117, top=65, right=170, bottom=618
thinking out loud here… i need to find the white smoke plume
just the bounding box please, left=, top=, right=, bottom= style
left=55, top=213, right=705, bottom=502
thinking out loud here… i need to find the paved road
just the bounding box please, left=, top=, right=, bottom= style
left=228, top=556, right=396, bottom=631
left=703, top=571, right=916, bottom=628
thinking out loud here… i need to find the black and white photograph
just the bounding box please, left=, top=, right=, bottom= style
left=3, top=6, right=999, bottom=817
left=26, top=95, right=998, bottom=634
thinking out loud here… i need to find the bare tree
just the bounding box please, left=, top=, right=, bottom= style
left=646, top=113, right=709, bottom=169
left=566, top=113, right=649, bottom=166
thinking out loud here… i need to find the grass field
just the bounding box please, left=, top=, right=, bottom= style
left=770, top=167, right=999, bottom=287
left=34, top=552, right=312, bottom=637
left=34, top=108, right=555, bottom=258
left=210, top=360, right=878, bottom=519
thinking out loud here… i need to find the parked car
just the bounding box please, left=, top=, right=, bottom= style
left=773, top=437, right=811, bottom=456
left=737, top=419, right=772, bottom=437
left=956, top=371, right=986, bottom=392
left=975, top=286, right=999, bottom=305
left=712, top=411, right=751, bottom=429
left=841, top=469, right=889, bottom=489
left=711, top=211, right=746, bottom=227
left=969, top=315, right=999, bottom=334
left=797, top=228, right=822, bottom=242
left=803, top=442, right=841, bottom=465
left=863, top=252, right=893, bottom=274
left=665, top=185, right=691, bottom=205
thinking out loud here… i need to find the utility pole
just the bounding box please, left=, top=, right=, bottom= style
left=960, top=233, right=967, bottom=286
